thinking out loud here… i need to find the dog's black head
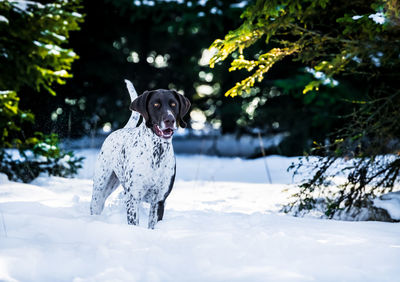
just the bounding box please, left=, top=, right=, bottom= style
left=130, top=89, right=191, bottom=139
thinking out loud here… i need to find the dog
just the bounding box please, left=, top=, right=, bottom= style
left=90, top=80, right=190, bottom=229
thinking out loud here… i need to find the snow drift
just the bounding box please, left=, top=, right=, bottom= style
left=0, top=150, right=399, bottom=281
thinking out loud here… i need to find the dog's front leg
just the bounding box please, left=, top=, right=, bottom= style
left=148, top=201, right=159, bottom=229
left=148, top=189, right=160, bottom=229
left=126, top=194, right=140, bottom=225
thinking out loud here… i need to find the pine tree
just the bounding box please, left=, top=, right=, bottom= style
left=0, top=0, right=83, bottom=181
left=209, top=0, right=400, bottom=219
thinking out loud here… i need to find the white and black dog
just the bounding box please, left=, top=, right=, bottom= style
left=90, top=80, right=190, bottom=229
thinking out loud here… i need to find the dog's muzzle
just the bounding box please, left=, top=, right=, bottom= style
left=153, top=124, right=175, bottom=139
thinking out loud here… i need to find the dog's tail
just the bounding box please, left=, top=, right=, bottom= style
left=124, top=79, right=140, bottom=128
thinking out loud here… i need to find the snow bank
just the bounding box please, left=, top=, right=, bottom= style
left=75, top=149, right=299, bottom=184
left=1, top=151, right=400, bottom=281
left=63, top=131, right=284, bottom=157
left=0, top=15, right=9, bottom=24
left=374, top=192, right=400, bottom=220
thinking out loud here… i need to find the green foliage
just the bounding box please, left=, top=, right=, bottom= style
left=0, top=90, right=34, bottom=147
left=209, top=0, right=400, bottom=219
left=0, top=0, right=82, bottom=94
left=210, top=0, right=399, bottom=97
left=0, top=0, right=84, bottom=181
left=0, top=133, right=84, bottom=183
left=242, top=70, right=361, bottom=156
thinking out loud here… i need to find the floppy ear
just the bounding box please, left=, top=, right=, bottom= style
left=172, top=90, right=191, bottom=128
left=130, top=90, right=153, bottom=127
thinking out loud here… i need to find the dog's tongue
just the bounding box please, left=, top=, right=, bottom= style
left=162, top=128, right=173, bottom=137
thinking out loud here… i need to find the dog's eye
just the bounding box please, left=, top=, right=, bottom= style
left=153, top=103, right=160, bottom=108
left=170, top=102, right=176, bottom=107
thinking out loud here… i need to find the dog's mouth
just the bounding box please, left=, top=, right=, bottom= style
left=153, top=125, right=174, bottom=139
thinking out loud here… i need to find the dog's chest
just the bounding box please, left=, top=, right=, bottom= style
left=122, top=133, right=175, bottom=189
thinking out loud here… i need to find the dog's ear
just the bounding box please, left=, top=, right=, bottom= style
left=130, top=90, right=153, bottom=127
left=172, top=90, right=191, bottom=128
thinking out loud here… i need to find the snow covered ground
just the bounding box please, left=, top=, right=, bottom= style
left=1, top=149, right=400, bottom=281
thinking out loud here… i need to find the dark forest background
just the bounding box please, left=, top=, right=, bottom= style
left=16, top=0, right=361, bottom=156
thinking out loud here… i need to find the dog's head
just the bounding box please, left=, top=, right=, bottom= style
left=130, top=89, right=191, bottom=139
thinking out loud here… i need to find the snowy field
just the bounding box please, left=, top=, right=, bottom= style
left=1, top=149, right=400, bottom=281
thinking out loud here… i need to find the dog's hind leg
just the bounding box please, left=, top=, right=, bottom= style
left=156, top=200, right=165, bottom=222
left=90, top=170, right=120, bottom=215
left=148, top=191, right=163, bottom=229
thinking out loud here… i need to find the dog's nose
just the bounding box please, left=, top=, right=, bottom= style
left=163, top=114, right=175, bottom=128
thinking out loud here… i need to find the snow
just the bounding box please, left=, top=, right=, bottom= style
left=305, top=67, right=339, bottom=86
left=33, top=41, right=68, bottom=56
left=352, top=12, right=386, bottom=25
left=9, top=0, right=44, bottom=13
left=41, top=30, right=67, bottom=42
left=352, top=15, right=363, bottom=20
left=230, top=1, right=248, bottom=9
left=0, top=91, right=13, bottom=95
left=53, top=70, right=69, bottom=77
left=1, top=150, right=400, bottom=281
left=374, top=192, right=400, bottom=220
left=369, top=12, right=386, bottom=25
left=71, top=12, right=83, bottom=18
left=0, top=15, right=8, bottom=24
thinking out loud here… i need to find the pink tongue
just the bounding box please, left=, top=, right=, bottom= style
left=163, top=129, right=173, bottom=135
